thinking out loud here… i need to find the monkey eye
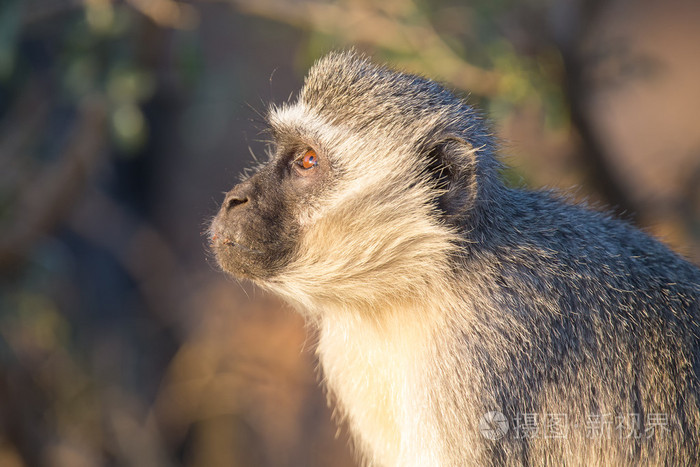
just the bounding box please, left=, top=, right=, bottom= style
left=293, top=149, right=318, bottom=173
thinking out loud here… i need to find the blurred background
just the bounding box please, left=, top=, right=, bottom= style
left=0, top=0, right=699, bottom=465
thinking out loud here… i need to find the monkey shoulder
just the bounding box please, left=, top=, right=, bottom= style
left=463, top=188, right=700, bottom=352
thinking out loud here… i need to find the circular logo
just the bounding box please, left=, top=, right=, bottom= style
left=479, top=411, right=509, bottom=440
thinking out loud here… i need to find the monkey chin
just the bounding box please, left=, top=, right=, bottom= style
left=209, top=226, right=290, bottom=282
left=209, top=237, right=261, bottom=279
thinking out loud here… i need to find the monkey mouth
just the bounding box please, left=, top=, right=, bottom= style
left=210, top=234, right=263, bottom=255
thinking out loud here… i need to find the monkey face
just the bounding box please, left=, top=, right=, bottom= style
left=209, top=117, right=462, bottom=311
left=209, top=51, right=500, bottom=311
left=209, top=142, right=333, bottom=280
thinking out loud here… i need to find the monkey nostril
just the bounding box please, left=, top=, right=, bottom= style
left=226, top=195, right=248, bottom=210
left=223, top=181, right=253, bottom=212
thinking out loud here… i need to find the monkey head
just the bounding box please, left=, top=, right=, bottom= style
left=209, top=51, right=503, bottom=313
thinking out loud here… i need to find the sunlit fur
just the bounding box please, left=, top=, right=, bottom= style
left=235, top=52, right=700, bottom=466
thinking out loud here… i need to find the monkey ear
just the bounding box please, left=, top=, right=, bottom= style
left=424, top=137, right=480, bottom=220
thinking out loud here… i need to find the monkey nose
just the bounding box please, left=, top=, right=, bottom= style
left=223, top=184, right=251, bottom=211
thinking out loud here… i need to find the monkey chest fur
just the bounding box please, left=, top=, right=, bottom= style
left=317, top=311, right=444, bottom=467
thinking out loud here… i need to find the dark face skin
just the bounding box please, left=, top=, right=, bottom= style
left=209, top=140, right=329, bottom=280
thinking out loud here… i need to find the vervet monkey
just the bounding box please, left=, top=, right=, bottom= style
left=209, top=51, right=700, bottom=466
